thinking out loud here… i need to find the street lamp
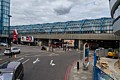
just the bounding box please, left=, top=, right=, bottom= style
left=8, top=15, right=12, bottom=48
left=8, top=15, right=12, bottom=58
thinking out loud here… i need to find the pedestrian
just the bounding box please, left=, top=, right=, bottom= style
left=9, top=51, right=12, bottom=58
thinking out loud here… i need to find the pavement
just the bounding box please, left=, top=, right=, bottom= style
left=47, top=47, right=94, bottom=80
left=69, top=57, right=94, bottom=80
left=115, top=60, right=120, bottom=79
left=68, top=57, right=120, bottom=80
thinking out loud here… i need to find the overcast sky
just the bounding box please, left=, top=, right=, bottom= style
left=10, top=0, right=111, bottom=26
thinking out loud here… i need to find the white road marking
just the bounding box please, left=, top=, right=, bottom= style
left=50, top=60, right=53, bottom=64
left=34, top=54, right=42, bottom=57
left=50, top=60, right=55, bottom=66
left=51, top=63, right=55, bottom=66
left=48, top=53, right=59, bottom=56
left=33, top=58, right=40, bottom=64
left=26, top=54, right=42, bottom=57
left=17, top=57, right=24, bottom=61
left=16, top=54, right=28, bottom=58
left=22, top=59, right=30, bottom=64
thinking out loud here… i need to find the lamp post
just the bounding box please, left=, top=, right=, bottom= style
left=8, top=15, right=12, bottom=47
left=8, top=15, right=12, bottom=57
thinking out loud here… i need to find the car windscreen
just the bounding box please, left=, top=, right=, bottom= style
left=5, top=49, right=10, bottom=50
left=12, top=48, right=18, bottom=50
left=0, top=73, right=13, bottom=80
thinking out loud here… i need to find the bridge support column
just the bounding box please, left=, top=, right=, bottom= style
left=78, top=40, right=83, bottom=50
left=48, top=39, right=52, bottom=46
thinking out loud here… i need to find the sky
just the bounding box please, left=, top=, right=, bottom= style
left=10, top=0, right=111, bottom=26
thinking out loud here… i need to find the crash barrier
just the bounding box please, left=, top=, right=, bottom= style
left=94, top=51, right=114, bottom=80
left=41, top=46, right=49, bottom=51
left=41, top=46, right=54, bottom=51
left=41, top=46, right=47, bottom=50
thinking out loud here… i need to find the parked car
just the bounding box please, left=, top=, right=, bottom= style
left=0, top=42, right=8, bottom=47
left=0, top=61, right=24, bottom=80
left=4, top=47, right=21, bottom=55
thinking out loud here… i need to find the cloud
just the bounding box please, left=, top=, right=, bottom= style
left=52, top=0, right=74, bottom=15
left=10, top=0, right=111, bottom=26
left=54, top=6, right=72, bottom=15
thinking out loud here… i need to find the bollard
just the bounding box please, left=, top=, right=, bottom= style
left=77, top=61, right=79, bottom=70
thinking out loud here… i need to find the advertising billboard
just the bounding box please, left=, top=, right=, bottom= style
left=21, top=36, right=34, bottom=42
left=13, top=29, right=18, bottom=42
left=64, top=40, right=74, bottom=47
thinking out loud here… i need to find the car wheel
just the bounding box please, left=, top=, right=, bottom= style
left=12, top=52, right=14, bottom=55
left=18, top=51, right=20, bottom=54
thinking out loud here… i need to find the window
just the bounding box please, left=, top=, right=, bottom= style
left=113, top=5, right=120, bottom=19
left=12, top=48, right=18, bottom=50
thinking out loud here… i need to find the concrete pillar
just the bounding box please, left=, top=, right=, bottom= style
left=38, top=41, right=42, bottom=46
left=6, top=38, right=7, bottom=43
left=78, top=40, right=83, bottom=50
left=48, top=39, right=52, bottom=46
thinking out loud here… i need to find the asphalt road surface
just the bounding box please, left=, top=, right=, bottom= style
left=0, top=45, right=81, bottom=80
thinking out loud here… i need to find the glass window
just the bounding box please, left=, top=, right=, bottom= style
left=3, top=14, right=8, bottom=18
left=3, top=22, right=9, bottom=26
left=113, top=5, right=120, bottom=19
left=109, top=0, right=117, bottom=10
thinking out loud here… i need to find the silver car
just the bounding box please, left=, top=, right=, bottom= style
left=0, top=43, right=8, bottom=47
left=0, top=61, right=24, bottom=80
left=4, top=47, right=21, bottom=55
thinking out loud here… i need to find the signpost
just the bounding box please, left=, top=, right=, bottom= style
left=83, top=43, right=89, bottom=70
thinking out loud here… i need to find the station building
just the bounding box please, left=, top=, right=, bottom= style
left=10, top=17, right=120, bottom=49
left=11, top=17, right=113, bottom=35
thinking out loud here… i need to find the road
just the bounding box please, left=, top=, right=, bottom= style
left=0, top=45, right=81, bottom=80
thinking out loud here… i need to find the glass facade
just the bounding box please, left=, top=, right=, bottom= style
left=113, top=5, right=120, bottom=19
left=11, top=17, right=113, bottom=35
left=0, top=0, right=10, bottom=34
left=109, top=0, right=120, bottom=36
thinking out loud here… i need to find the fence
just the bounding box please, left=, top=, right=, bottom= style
left=94, top=51, right=114, bottom=80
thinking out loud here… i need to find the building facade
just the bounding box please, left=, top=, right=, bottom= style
left=0, top=0, right=10, bottom=35
left=11, top=17, right=113, bottom=35
left=11, top=17, right=120, bottom=49
left=109, top=0, right=120, bottom=36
